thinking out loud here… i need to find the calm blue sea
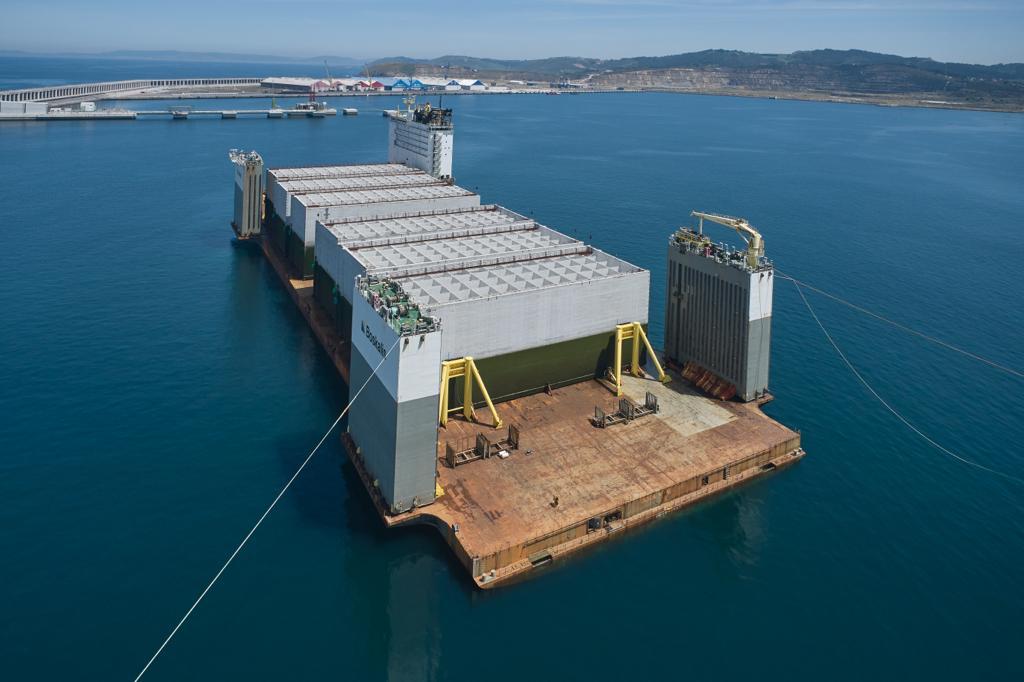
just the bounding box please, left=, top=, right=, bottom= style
left=1, top=57, right=1023, bottom=681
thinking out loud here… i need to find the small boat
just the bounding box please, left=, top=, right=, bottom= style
left=291, top=100, right=337, bottom=117
left=342, top=108, right=359, bottom=116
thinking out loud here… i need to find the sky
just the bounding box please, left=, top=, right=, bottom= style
left=2, top=0, right=1022, bottom=65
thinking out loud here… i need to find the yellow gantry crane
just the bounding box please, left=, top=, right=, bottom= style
left=438, top=356, right=503, bottom=428
left=609, top=322, right=669, bottom=397
left=691, top=210, right=765, bottom=269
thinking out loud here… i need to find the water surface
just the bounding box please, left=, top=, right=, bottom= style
left=1, top=76, right=1022, bottom=680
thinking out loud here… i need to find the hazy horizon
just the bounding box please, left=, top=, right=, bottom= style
left=2, top=1, right=1022, bottom=66
left=1, top=45, right=1021, bottom=70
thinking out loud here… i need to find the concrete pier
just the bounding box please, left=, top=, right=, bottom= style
left=0, top=107, right=337, bottom=122
left=0, top=78, right=261, bottom=105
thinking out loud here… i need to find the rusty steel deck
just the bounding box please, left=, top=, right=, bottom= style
left=344, top=374, right=803, bottom=588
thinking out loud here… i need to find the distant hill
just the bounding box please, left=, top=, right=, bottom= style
left=3, top=47, right=1021, bottom=109
left=367, top=49, right=1024, bottom=110
left=368, top=49, right=1024, bottom=81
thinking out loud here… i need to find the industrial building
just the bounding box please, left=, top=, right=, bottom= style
left=258, top=76, right=482, bottom=93
left=664, top=212, right=773, bottom=401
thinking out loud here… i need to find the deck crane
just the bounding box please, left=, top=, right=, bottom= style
left=690, top=210, right=765, bottom=269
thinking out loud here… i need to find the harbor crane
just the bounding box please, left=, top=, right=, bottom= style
left=690, top=210, right=765, bottom=269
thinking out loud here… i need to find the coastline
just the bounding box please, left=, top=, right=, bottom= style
left=104, top=85, right=1024, bottom=114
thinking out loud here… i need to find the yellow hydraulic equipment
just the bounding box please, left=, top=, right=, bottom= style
left=610, top=322, right=669, bottom=397
left=691, top=210, right=765, bottom=269
left=438, top=356, right=503, bottom=428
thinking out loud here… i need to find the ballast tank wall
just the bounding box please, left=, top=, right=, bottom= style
left=664, top=247, right=773, bottom=401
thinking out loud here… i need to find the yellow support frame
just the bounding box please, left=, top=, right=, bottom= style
left=438, top=356, right=503, bottom=428
left=611, top=322, right=669, bottom=396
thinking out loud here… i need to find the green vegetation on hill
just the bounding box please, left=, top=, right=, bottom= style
left=367, top=49, right=1024, bottom=109
left=369, top=48, right=1024, bottom=81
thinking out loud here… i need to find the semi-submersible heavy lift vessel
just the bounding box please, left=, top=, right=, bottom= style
left=229, top=103, right=804, bottom=588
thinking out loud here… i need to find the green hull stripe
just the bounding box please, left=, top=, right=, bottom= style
left=314, top=260, right=647, bottom=405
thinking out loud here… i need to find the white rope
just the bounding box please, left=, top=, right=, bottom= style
left=792, top=279, right=1023, bottom=485
left=134, top=336, right=402, bottom=681
left=777, top=270, right=1023, bottom=380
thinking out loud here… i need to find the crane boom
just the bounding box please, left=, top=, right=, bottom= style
left=690, top=210, right=765, bottom=269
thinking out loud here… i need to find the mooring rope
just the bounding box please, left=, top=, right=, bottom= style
left=134, top=336, right=402, bottom=681
left=791, top=278, right=1023, bottom=485
left=776, top=270, right=1023, bottom=380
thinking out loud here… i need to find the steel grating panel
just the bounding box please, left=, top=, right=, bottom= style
left=357, top=227, right=576, bottom=271
left=397, top=251, right=642, bottom=307
left=278, top=173, right=438, bottom=194
left=269, top=163, right=411, bottom=181
left=299, top=184, right=475, bottom=208
left=324, top=206, right=530, bottom=245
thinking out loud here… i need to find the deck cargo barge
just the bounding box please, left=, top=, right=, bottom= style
left=229, top=103, right=804, bottom=588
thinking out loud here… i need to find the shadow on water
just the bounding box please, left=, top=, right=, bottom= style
left=268, top=431, right=352, bottom=532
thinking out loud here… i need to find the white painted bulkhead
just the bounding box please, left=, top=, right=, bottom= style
left=350, top=292, right=443, bottom=404
left=348, top=291, right=443, bottom=513
left=430, top=266, right=650, bottom=361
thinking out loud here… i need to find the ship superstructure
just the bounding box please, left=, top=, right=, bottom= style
left=386, top=100, right=454, bottom=179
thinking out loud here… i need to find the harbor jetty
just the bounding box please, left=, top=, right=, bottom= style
left=0, top=103, right=337, bottom=122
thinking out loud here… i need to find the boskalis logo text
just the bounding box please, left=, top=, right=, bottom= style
left=361, top=320, right=387, bottom=357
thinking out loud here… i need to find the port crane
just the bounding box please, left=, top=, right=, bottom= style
left=690, top=210, right=765, bottom=269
